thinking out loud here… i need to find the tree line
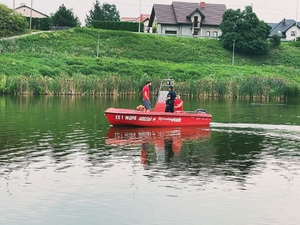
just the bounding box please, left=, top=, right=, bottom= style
left=1, top=2, right=283, bottom=56
left=0, top=0, right=121, bottom=36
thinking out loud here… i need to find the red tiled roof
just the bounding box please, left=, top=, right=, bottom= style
left=121, top=17, right=137, bottom=22
left=135, top=14, right=151, bottom=22
left=122, top=14, right=150, bottom=22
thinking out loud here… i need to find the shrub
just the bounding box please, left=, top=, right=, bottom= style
left=0, top=4, right=28, bottom=37
left=91, top=21, right=143, bottom=32
left=270, top=34, right=281, bottom=48
left=25, top=17, right=51, bottom=30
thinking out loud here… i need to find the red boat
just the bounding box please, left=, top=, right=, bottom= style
left=105, top=78, right=212, bottom=127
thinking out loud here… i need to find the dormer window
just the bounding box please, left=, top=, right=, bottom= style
left=193, top=16, right=198, bottom=27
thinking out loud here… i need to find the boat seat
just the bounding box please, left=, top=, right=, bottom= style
left=195, top=109, right=207, bottom=114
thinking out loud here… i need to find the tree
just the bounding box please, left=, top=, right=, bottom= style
left=101, top=3, right=120, bottom=21
left=219, top=6, right=271, bottom=55
left=51, top=4, right=80, bottom=27
left=85, top=1, right=120, bottom=26
left=85, top=0, right=102, bottom=26
left=0, top=4, right=28, bottom=37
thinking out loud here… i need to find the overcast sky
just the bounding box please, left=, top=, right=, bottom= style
left=1, top=0, right=299, bottom=25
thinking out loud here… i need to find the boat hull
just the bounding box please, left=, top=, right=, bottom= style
left=105, top=108, right=212, bottom=127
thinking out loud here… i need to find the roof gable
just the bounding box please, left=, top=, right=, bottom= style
left=15, top=5, right=48, bottom=18
left=187, top=8, right=206, bottom=19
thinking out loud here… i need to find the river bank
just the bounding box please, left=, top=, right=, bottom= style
left=1, top=28, right=300, bottom=98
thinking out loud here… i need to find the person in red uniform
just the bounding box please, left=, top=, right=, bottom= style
left=174, top=94, right=183, bottom=112
left=142, top=81, right=151, bottom=111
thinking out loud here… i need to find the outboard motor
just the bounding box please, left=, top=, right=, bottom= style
left=195, top=108, right=207, bottom=114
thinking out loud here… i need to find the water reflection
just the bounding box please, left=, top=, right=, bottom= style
left=2, top=96, right=300, bottom=225
left=105, top=123, right=300, bottom=188
left=105, top=126, right=211, bottom=165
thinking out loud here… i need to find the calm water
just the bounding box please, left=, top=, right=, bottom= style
left=0, top=95, right=300, bottom=225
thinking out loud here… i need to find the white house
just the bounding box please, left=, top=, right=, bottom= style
left=148, top=1, right=226, bottom=36
left=268, top=19, right=300, bottom=41
left=15, top=4, right=48, bottom=18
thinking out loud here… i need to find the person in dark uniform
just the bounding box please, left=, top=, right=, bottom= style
left=165, top=85, right=176, bottom=113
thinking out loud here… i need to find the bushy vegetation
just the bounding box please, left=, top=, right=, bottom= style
left=86, top=1, right=120, bottom=26
left=0, top=4, right=28, bottom=37
left=91, top=21, right=143, bottom=32
left=25, top=17, right=51, bottom=31
left=51, top=4, right=80, bottom=27
left=0, top=28, right=299, bottom=98
left=270, top=34, right=281, bottom=48
left=220, top=6, right=271, bottom=55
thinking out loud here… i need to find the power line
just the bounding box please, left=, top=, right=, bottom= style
left=37, top=0, right=153, bottom=8
left=254, top=3, right=298, bottom=15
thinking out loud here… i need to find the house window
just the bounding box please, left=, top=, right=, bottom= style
left=193, top=16, right=198, bottom=27
left=165, top=30, right=177, bottom=35
left=206, top=31, right=210, bottom=36
left=291, top=31, right=296, bottom=36
left=213, top=31, right=218, bottom=37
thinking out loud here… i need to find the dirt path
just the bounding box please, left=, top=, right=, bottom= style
left=1, top=30, right=52, bottom=40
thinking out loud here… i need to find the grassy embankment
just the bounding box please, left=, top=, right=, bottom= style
left=0, top=28, right=300, bottom=98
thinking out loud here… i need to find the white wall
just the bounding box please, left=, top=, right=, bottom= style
left=160, top=25, right=181, bottom=34
left=159, top=24, right=221, bottom=37
left=15, top=7, right=47, bottom=18
left=201, top=27, right=222, bottom=37
left=285, top=25, right=300, bottom=40
left=143, top=19, right=150, bottom=32
left=181, top=25, right=193, bottom=35
left=158, top=24, right=193, bottom=35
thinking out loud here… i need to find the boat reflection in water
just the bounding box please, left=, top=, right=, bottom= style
left=105, top=126, right=211, bottom=164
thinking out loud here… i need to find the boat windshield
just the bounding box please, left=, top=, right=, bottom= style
left=156, top=79, right=175, bottom=104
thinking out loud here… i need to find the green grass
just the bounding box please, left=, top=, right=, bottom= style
left=0, top=28, right=300, bottom=98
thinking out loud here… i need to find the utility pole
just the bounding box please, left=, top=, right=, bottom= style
left=138, top=0, right=141, bottom=33
left=296, top=0, right=299, bottom=40
left=13, top=0, right=15, bottom=9
left=232, top=40, right=235, bottom=66
left=96, top=31, right=100, bottom=58
left=29, top=0, right=33, bottom=32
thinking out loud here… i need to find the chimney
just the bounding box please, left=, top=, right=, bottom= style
left=282, top=18, right=286, bottom=26
left=200, top=2, right=206, bottom=8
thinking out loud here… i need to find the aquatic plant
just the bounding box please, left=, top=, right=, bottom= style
left=1, top=74, right=299, bottom=99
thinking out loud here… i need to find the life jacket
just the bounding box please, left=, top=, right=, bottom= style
left=136, top=105, right=145, bottom=111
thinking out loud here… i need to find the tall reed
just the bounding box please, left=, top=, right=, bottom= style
left=0, top=74, right=299, bottom=99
